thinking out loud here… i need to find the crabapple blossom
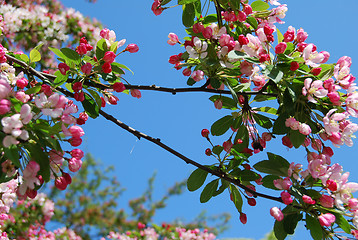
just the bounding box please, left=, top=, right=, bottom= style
left=281, top=191, right=293, bottom=205
left=191, top=70, right=205, bottom=82
left=167, top=33, right=179, bottom=45
left=302, top=78, right=328, bottom=103
left=112, top=82, right=126, bottom=92
left=126, top=44, right=139, bottom=53
left=303, top=44, right=325, bottom=67
left=81, top=62, right=92, bottom=75
left=186, top=37, right=208, bottom=59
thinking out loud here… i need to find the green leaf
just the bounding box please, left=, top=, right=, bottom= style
left=228, top=50, right=247, bottom=60
left=253, top=113, right=273, bottom=129
left=233, top=124, right=249, bottom=151
left=289, top=130, right=306, bottom=148
left=182, top=3, right=195, bottom=27
left=3, top=146, right=20, bottom=168
left=334, top=213, right=351, bottom=234
left=262, top=175, right=280, bottom=190
left=251, top=0, right=270, bottom=11
left=20, top=54, right=29, bottom=63
left=213, top=179, right=229, bottom=197
left=226, top=81, right=239, bottom=105
left=53, top=71, right=68, bottom=87
left=212, top=145, right=224, bottom=155
left=26, top=143, right=50, bottom=182
left=306, top=214, right=323, bottom=240
left=211, top=115, right=233, bottom=136
left=25, top=85, right=41, bottom=95
left=61, top=48, right=81, bottom=65
left=253, top=152, right=290, bottom=177
left=274, top=219, right=287, bottom=240
left=178, top=0, right=198, bottom=5
left=200, top=179, right=219, bottom=203
left=209, top=95, right=238, bottom=110
left=86, top=88, right=102, bottom=111
left=317, top=64, right=334, bottom=80
left=209, top=77, right=221, bottom=89
left=268, top=67, right=284, bottom=83
left=230, top=185, right=243, bottom=212
left=272, top=112, right=289, bottom=135
left=187, top=168, right=208, bottom=192
left=253, top=107, right=277, bottom=115
left=240, top=169, right=259, bottom=181
left=246, top=16, right=258, bottom=30
left=82, top=93, right=100, bottom=119
left=112, top=62, right=133, bottom=75
left=283, top=213, right=302, bottom=234
left=202, top=14, right=217, bottom=24
left=30, top=49, right=41, bottom=63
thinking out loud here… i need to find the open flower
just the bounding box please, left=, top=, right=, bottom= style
left=302, top=78, right=328, bottom=103
left=185, top=37, right=208, bottom=59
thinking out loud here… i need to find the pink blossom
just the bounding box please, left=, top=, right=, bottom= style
left=70, top=149, right=84, bottom=159
left=151, top=0, right=163, bottom=16
left=318, top=213, right=335, bottom=227
left=167, top=33, right=179, bottom=45
left=296, top=28, right=308, bottom=43
left=186, top=37, right=208, bottom=59
left=320, top=51, right=330, bottom=63
left=102, top=62, right=112, bottom=73
left=242, top=34, right=263, bottom=58
left=112, top=82, right=126, bottom=93
left=282, top=135, right=293, bottom=148
left=69, top=126, right=84, bottom=138
left=270, top=207, right=284, bottom=221
left=308, top=159, right=327, bottom=178
left=16, top=77, right=28, bottom=89
left=283, top=26, right=295, bottom=42
left=303, top=44, right=325, bottom=67
left=302, top=78, right=328, bottom=103
left=273, top=177, right=292, bottom=190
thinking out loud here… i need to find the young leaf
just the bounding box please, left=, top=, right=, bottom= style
left=49, top=46, right=67, bottom=60
left=251, top=0, right=270, bottom=11
left=178, top=0, right=198, bottom=5
left=30, top=49, right=41, bottom=63
left=187, top=168, right=208, bottom=192
left=61, top=48, right=81, bottom=65
left=19, top=54, right=29, bottom=63
left=112, top=62, right=133, bottom=74
left=200, top=179, right=219, bottom=203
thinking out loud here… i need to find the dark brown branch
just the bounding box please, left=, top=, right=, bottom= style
left=6, top=53, right=282, bottom=203
left=7, top=54, right=277, bottom=97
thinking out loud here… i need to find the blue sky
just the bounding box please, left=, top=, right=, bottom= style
left=60, top=0, right=358, bottom=239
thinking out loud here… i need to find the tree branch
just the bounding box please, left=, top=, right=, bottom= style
left=6, top=53, right=282, bottom=203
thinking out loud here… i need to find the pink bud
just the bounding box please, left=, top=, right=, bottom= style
left=112, top=82, right=126, bottom=92
left=290, top=62, right=300, bottom=71
left=237, top=11, right=246, bottom=22
left=202, top=27, right=213, bottom=39
left=74, top=91, right=85, bottom=102
left=214, top=99, right=223, bottom=110
left=55, top=177, right=68, bottom=190
left=319, top=195, right=334, bottom=208
left=282, top=135, right=293, bottom=148
left=311, top=67, right=322, bottom=76
left=70, top=149, right=84, bottom=159
left=182, top=68, right=192, bottom=76
left=201, top=129, right=209, bottom=138
left=318, top=213, right=335, bottom=227
left=238, top=35, right=249, bottom=45
left=302, top=195, right=316, bottom=205
left=0, top=99, right=11, bottom=115
left=193, top=22, right=204, bottom=33
left=223, top=140, right=233, bottom=153
left=191, top=70, right=204, bottom=82
left=102, top=62, right=112, bottom=73
left=320, top=51, right=330, bottom=63
left=126, top=44, right=139, bottom=53
left=275, top=42, right=287, bottom=54
left=239, top=212, right=247, bottom=224
left=69, top=126, right=84, bottom=138
left=281, top=191, right=293, bottom=205
left=296, top=28, right=308, bottom=43
left=247, top=198, right=256, bottom=206
left=130, top=89, right=142, bottom=99
left=68, top=137, right=82, bottom=147
left=103, top=51, right=116, bottom=63
left=16, top=78, right=28, bottom=89
left=58, top=63, right=70, bottom=75
left=326, top=179, right=337, bottom=192
left=62, top=172, right=72, bottom=185
left=69, top=158, right=82, bottom=172
left=270, top=207, right=284, bottom=221
left=81, top=63, right=92, bottom=75
left=72, top=82, right=83, bottom=93
left=298, top=123, right=311, bottom=135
